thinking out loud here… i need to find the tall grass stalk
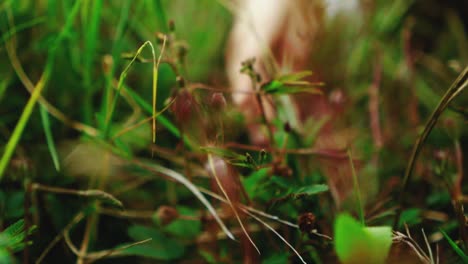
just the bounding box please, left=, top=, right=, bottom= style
left=393, top=67, right=468, bottom=229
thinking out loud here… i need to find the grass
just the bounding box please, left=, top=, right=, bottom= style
left=0, top=0, right=467, bottom=263
left=0, top=0, right=82, bottom=180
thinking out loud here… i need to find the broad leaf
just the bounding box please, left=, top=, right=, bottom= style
left=162, top=206, right=201, bottom=239
left=334, top=214, right=392, bottom=264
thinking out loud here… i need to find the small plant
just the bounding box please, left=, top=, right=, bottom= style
left=0, top=219, right=35, bottom=264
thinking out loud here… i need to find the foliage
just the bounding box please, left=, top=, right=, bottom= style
left=0, top=219, right=36, bottom=263
left=334, top=214, right=392, bottom=264
left=0, top=0, right=467, bottom=263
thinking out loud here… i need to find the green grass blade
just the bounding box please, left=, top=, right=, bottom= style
left=101, top=0, right=131, bottom=128
left=0, top=67, right=50, bottom=180
left=103, top=41, right=159, bottom=140
left=82, top=0, right=103, bottom=123
left=0, top=0, right=82, bottom=181
left=153, top=36, right=166, bottom=143
left=440, top=230, right=468, bottom=262
left=0, top=16, right=46, bottom=45
left=39, top=104, right=60, bottom=171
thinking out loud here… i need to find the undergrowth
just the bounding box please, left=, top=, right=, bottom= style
left=0, top=0, right=467, bottom=263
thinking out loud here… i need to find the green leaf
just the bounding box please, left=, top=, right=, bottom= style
left=290, top=184, right=329, bottom=198
left=263, top=80, right=284, bottom=92
left=2, top=219, right=25, bottom=238
left=398, top=208, right=422, bottom=228
left=124, top=225, right=185, bottom=260
left=162, top=206, right=201, bottom=239
left=276, top=70, right=313, bottom=82
left=0, top=219, right=35, bottom=254
left=40, top=105, right=60, bottom=171
left=270, top=176, right=291, bottom=189
left=334, top=214, right=392, bottom=264
left=262, top=80, right=322, bottom=95
left=261, top=70, right=323, bottom=96
left=242, top=168, right=269, bottom=198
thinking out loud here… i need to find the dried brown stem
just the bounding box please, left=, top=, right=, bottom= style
left=36, top=212, right=85, bottom=264
left=31, top=183, right=123, bottom=208
left=64, top=229, right=151, bottom=261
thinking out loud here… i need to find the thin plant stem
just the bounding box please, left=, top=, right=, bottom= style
left=393, top=67, right=468, bottom=229
left=348, top=149, right=364, bottom=225
left=35, top=212, right=86, bottom=264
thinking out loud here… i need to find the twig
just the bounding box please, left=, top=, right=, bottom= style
left=31, top=183, right=123, bottom=208
left=393, top=230, right=431, bottom=263
left=87, top=238, right=152, bottom=263
left=76, top=214, right=95, bottom=264
left=421, top=229, right=434, bottom=263
left=64, top=229, right=151, bottom=261
left=36, top=212, right=86, bottom=264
